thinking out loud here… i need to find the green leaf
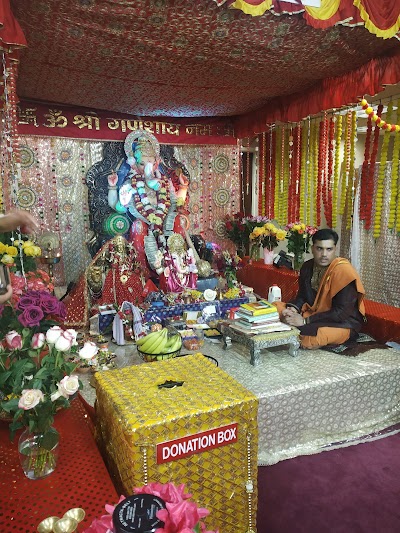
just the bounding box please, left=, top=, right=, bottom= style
left=41, top=427, right=59, bottom=450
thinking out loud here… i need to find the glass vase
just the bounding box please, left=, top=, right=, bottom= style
left=293, top=251, right=304, bottom=272
left=249, top=244, right=260, bottom=264
left=18, top=426, right=59, bottom=480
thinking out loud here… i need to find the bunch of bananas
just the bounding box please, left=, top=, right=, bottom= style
left=136, top=327, right=182, bottom=355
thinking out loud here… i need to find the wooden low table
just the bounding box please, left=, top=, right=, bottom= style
left=221, top=323, right=301, bottom=366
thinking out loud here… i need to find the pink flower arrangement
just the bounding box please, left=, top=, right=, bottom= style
left=10, top=269, right=54, bottom=302
left=83, top=483, right=218, bottom=533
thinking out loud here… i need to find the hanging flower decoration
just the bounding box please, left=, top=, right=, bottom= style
left=365, top=104, right=383, bottom=230
left=360, top=98, right=400, bottom=133
left=389, top=100, right=400, bottom=231
left=360, top=111, right=373, bottom=225
left=374, top=100, right=393, bottom=238
left=332, top=114, right=342, bottom=228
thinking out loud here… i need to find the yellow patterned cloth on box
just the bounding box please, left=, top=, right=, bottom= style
left=94, top=353, right=258, bottom=533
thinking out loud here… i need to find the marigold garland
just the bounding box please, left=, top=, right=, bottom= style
left=360, top=98, right=400, bottom=133
left=332, top=115, right=342, bottom=228
left=294, top=124, right=302, bottom=221
left=373, top=101, right=393, bottom=238
left=311, top=121, right=318, bottom=225
left=268, top=128, right=276, bottom=220
left=274, top=126, right=281, bottom=222
left=389, top=100, right=400, bottom=231
left=360, top=112, right=373, bottom=222
left=324, top=118, right=335, bottom=228
left=365, top=104, right=383, bottom=230
left=299, top=121, right=308, bottom=222
left=346, top=111, right=357, bottom=230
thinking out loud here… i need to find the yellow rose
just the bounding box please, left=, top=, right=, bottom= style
left=276, top=230, right=287, bottom=240
left=22, top=240, right=35, bottom=249
left=6, top=245, right=18, bottom=257
left=0, top=243, right=6, bottom=254
left=24, top=246, right=37, bottom=257
left=293, top=224, right=301, bottom=232
left=253, top=227, right=263, bottom=237
left=1, top=254, right=14, bottom=265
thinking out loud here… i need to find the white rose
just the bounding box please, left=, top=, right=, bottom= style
left=54, top=332, right=73, bottom=352
left=64, top=329, right=78, bottom=346
left=57, top=375, right=79, bottom=397
left=46, top=326, right=63, bottom=344
left=18, top=389, right=44, bottom=410
left=79, top=341, right=99, bottom=360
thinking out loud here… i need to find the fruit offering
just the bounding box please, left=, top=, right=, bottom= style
left=136, top=327, right=182, bottom=356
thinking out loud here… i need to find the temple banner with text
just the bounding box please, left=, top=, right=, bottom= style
left=17, top=101, right=236, bottom=145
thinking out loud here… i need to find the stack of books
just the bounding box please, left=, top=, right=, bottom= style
left=230, top=299, right=291, bottom=335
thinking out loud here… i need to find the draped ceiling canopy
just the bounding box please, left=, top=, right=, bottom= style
left=1, top=0, right=400, bottom=137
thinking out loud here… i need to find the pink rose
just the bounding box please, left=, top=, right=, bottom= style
left=18, top=389, right=44, bottom=410
left=5, top=330, right=23, bottom=350
left=31, top=332, right=45, bottom=350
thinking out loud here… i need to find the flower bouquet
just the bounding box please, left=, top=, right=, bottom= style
left=219, top=250, right=242, bottom=288
left=0, top=290, right=93, bottom=479
left=83, top=482, right=218, bottom=533
left=249, top=222, right=286, bottom=251
left=285, top=222, right=318, bottom=270
left=0, top=233, right=41, bottom=273
left=223, top=212, right=249, bottom=255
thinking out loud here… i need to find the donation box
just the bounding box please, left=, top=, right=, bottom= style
left=94, top=353, right=258, bottom=533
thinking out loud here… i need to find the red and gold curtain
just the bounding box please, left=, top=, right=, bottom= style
left=234, top=47, right=400, bottom=137
left=217, top=0, right=400, bottom=39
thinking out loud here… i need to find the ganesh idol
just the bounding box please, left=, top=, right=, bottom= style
left=107, top=129, right=190, bottom=273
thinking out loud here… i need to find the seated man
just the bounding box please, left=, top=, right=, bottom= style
left=276, top=228, right=366, bottom=349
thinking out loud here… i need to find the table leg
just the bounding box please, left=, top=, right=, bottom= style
left=288, top=338, right=300, bottom=357
left=223, top=335, right=232, bottom=350
left=250, top=346, right=261, bottom=366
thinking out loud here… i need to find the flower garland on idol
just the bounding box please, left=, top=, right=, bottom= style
left=130, top=173, right=171, bottom=233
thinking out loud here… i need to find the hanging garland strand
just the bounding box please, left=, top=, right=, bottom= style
left=389, top=100, right=400, bottom=231
left=274, top=126, right=281, bottom=221
left=360, top=98, right=400, bottom=132
left=373, top=101, right=393, bottom=238
left=359, top=112, right=373, bottom=222
left=346, top=111, right=357, bottom=230
left=299, top=121, right=308, bottom=222
left=365, top=104, right=383, bottom=230
left=332, top=114, right=342, bottom=228
left=339, top=112, right=351, bottom=216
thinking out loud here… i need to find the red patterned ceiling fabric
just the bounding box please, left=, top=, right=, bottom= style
left=234, top=47, right=400, bottom=137
left=9, top=0, right=399, bottom=120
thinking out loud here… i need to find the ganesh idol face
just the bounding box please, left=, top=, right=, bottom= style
left=138, top=155, right=162, bottom=192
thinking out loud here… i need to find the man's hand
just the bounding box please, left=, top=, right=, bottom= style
left=0, top=210, right=38, bottom=234
left=281, top=307, right=304, bottom=327
left=0, top=284, right=13, bottom=304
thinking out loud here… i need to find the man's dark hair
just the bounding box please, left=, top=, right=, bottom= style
left=312, top=228, right=339, bottom=245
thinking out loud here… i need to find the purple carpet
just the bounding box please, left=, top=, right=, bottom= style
left=257, top=432, right=400, bottom=533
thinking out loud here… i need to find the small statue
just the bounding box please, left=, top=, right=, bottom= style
left=160, top=233, right=198, bottom=293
